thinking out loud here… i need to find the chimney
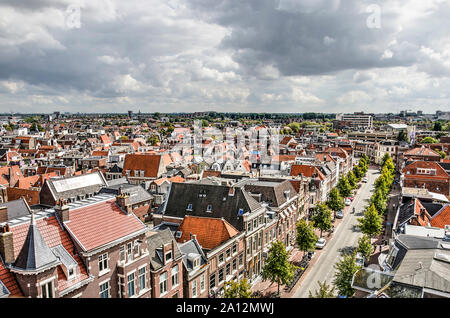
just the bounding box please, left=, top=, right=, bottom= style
left=116, top=191, right=132, bottom=215
left=0, top=206, right=7, bottom=223
left=192, top=234, right=197, bottom=241
left=0, top=224, right=14, bottom=264
left=55, top=199, right=70, bottom=223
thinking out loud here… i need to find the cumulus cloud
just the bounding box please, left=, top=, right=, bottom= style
left=1, top=0, right=450, bottom=113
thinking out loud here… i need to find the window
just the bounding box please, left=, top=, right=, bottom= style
left=210, top=274, right=216, bottom=290
left=192, top=280, right=198, bottom=297
left=138, top=267, right=146, bottom=291
left=118, top=277, right=124, bottom=298
left=120, top=245, right=126, bottom=262
left=226, top=263, right=231, bottom=276
left=247, top=238, right=251, bottom=255
left=171, top=265, right=179, bottom=287
left=165, top=251, right=172, bottom=263
left=218, top=253, right=224, bottom=264
left=98, top=253, right=108, bottom=273
left=99, top=281, right=110, bottom=298
left=128, top=273, right=135, bottom=297
left=206, top=204, right=212, bottom=212
left=232, top=243, right=237, bottom=255
left=259, top=215, right=263, bottom=225
left=200, top=274, right=205, bottom=292
left=247, top=221, right=252, bottom=232
left=127, top=242, right=133, bottom=262
left=218, top=268, right=224, bottom=283
left=160, top=272, right=168, bottom=295
left=226, top=248, right=231, bottom=259
left=253, top=219, right=257, bottom=228
left=41, top=280, right=54, bottom=298
left=232, top=258, right=237, bottom=272
left=239, top=253, right=243, bottom=266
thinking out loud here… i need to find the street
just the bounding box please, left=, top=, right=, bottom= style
left=291, top=168, right=380, bottom=298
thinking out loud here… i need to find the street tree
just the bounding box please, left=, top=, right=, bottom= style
left=357, top=235, right=374, bottom=263
left=308, top=280, right=336, bottom=298
left=261, top=241, right=298, bottom=296
left=296, top=219, right=318, bottom=257
left=311, top=203, right=333, bottom=238
left=353, top=165, right=363, bottom=180
left=371, top=188, right=387, bottom=215
left=223, top=278, right=252, bottom=298
left=326, top=187, right=345, bottom=212
left=337, top=177, right=352, bottom=198
left=347, top=171, right=357, bottom=189
left=333, top=252, right=361, bottom=298
left=357, top=204, right=383, bottom=239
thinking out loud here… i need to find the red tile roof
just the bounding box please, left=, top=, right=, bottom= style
left=176, top=216, right=239, bottom=250
left=290, top=164, right=325, bottom=180
left=123, top=154, right=163, bottom=178
left=404, top=147, right=441, bottom=157
left=64, top=199, right=146, bottom=251
left=0, top=257, right=22, bottom=297
left=430, top=205, right=450, bottom=229
left=9, top=216, right=90, bottom=293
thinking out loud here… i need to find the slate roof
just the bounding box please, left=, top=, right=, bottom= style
left=0, top=198, right=31, bottom=221
left=44, top=171, right=107, bottom=201
left=420, top=201, right=445, bottom=217
left=147, top=228, right=182, bottom=271
left=393, top=249, right=450, bottom=294
left=12, top=214, right=61, bottom=273
left=64, top=197, right=147, bottom=252
left=162, top=183, right=263, bottom=231
left=179, top=238, right=208, bottom=273
left=100, top=183, right=153, bottom=205
left=239, top=179, right=297, bottom=208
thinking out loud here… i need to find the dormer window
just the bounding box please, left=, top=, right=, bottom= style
left=206, top=205, right=212, bottom=213
left=193, top=256, right=200, bottom=269
left=165, top=251, right=172, bottom=263
left=187, top=203, right=193, bottom=211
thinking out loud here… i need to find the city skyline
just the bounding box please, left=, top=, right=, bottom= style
left=1, top=1, right=450, bottom=114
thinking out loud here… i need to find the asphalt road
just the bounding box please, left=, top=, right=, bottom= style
left=292, top=168, right=380, bottom=298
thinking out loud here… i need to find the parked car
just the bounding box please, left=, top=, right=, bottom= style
left=348, top=196, right=354, bottom=201
left=315, top=237, right=327, bottom=249
left=336, top=210, right=344, bottom=219
left=355, top=253, right=365, bottom=267
left=345, top=198, right=352, bottom=206
left=362, top=177, right=368, bottom=183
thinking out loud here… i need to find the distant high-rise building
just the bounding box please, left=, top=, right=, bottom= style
left=128, top=110, right=133, bottom=118
left=336, top=112, right=373, bottom=129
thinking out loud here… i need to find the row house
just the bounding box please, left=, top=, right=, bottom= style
left=401, top=161, right=450, bottom=197
left=174, top=216, right=245, bottom=298
left=39, top=171, right=108, bottom=207
left=147, top=229, right=184, bottom=298
left=122, top=153, right=167, bottom=185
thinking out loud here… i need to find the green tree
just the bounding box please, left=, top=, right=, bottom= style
left=353, top=165, right=363, bottom=180
left=371, top=188, right=387, bottom=215
left=311, top=203, right=333, bottom=238
left=308, top=280, right=336, bottom=298
left=437, top=150, right=446, bottom=159
left=421, top=136, right=438, bottom=144
left=326, top=187, right=345, bottom=212
left=261, top=241, right=298, bottom=296
left=147, top=135, right=160, bottom=146
left=333, top=252, right=361, bottom=297
left=296, top=219, right=318, bottom=257
left=357, top=235, right=373, bottom=263
left=397, top=130, right=408, bottom=142
left=288, top=122, right=300, bottom=133
left=357, top=204, right=383, bottom=238
left=347, top=171, right=357, bottom=189
left=223, top=278, right=252, bottom=298
left=337, top=177, right=352, bottom=198
left=433, top=121, right=443, bottom=131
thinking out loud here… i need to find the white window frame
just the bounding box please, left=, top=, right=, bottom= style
left=127, top=272, right=136, bottom=297
left=171, top=265, right=179, bottom=287
left=98, top=253, right=109, bottom=275
left=160, top=271, right=168, bottom=296
left=99, top=279, right=111, bottom=298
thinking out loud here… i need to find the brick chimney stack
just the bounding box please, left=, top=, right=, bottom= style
left=0, top=223, right=14, bottom=264
left=55, top=199, right=70, bottom=223
left=0, top=206, right=7, bottom=223
left=116, top=187, right=132, bottom=215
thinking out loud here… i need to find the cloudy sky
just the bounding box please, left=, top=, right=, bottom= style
left=1, top=0, right=450, bottom=114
